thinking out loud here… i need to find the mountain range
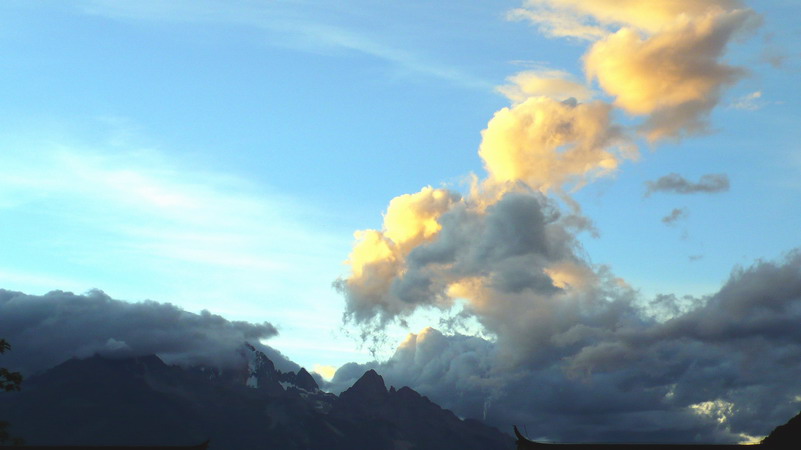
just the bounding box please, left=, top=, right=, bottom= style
left=0, top=343, right=513, bottom=449
left=3, top=342, right=801, bottom=448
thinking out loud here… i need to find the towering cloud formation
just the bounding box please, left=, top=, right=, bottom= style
left=338, top=0, right=757, bottom=345
left=335, top=0, right=767, bottom=443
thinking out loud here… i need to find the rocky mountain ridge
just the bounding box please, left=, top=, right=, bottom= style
left=0, top=344, right=513, bottom=449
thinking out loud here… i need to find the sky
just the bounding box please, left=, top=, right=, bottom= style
left=2, top=0, right=801, bottom=443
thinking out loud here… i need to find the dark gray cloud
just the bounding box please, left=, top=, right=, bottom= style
left=335, top=190, right=570, bottom=321
left=336, top=190, right=629, bottom=364
left=662, top=207, right=689, bottom=225
left=332, top=250, right=801, bottom=443
left=645, top=173, right=730, bottom=196
left=0, top=289, right=291, bottom=376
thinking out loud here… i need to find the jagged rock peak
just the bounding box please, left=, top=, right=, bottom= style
left=340, top=369, right=387, bottom=403
left=242, top=342, right=277, bottom=374
left=354, top=369, right=386, bottom=391
left=396, top=386, right=422, bottom=399
left=295, top=367, right=319, bottom=391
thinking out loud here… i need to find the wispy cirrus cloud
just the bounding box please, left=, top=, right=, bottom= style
left=0, top=131, right=347, bottom=329
left=730, top=90, right=766, bottom=110
left=77, top=0, right=491, bottom=90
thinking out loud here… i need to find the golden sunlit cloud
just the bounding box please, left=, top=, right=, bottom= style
left=512, top=0, right=759, bottom=141
left=479, top=96, right=631, bottom=192
left=585, top=9, right=757, bottom=140
left=383, top=187, right=460, bottom=248
left=346, top=187, right=459, bottom=279
left=336, top=0, right=758, bottom=367
left=338, top=186, right=461, bottom=323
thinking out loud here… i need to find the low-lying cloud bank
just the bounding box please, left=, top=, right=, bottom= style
left=0, top=289, right=296, bottom=375
left=332, top=250, right=801, bottom=443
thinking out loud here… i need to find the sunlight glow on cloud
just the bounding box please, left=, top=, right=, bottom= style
left=479, top=96, right=631, bottom=192
left=691, top=399, right=735, bottom=424
left=330, top=0, right=787, bottom=443
left=511, top=0, right=760, bottom=141
left=312, top=364, right=338, bottom=381
left=3, top=0, right=794, bottom=444
left=336, top=0, right=760, bottom=347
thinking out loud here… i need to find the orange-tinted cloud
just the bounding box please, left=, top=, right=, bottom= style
left=513, top=0, right=759, bottom=141
left=336, top=0, right=758, bottom=356
left=585, top=9, right=758, bottom=140
left=338, top=186, right=460, bottom=323
left=479, top=96, right=631, bottom=192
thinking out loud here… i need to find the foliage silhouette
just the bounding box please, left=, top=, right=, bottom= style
left=0, top=339, right=24, bottom=446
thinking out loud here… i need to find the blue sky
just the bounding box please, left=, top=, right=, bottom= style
left=2, top=0, right=800, bottom=378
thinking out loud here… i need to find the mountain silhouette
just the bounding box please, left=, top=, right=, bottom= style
left=761, top=409, right=801, bottom=446
left=0, top=347, right=512, bottom=449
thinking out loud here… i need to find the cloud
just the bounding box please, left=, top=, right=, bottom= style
left=479, top=96, right=633, bottom=193
left=511, top=0, right=760, bottom=141
left=645, top=173, right=730, bottom=196
left=332, top=250, right=801, bottom=443
left=662, top=208, right=689, bottom=225
left=337, top=0, right=754, bottom=346
left=496, top=70, right=594, bottom=105
left=336, top=187, right=637, bottom=367
left=332, top=0, right=770, bottom=443
left=760, top=48, right=787, bottom=69
left=78, top=0, right=491, bottom=90
left=335, top=0, right=757, bottom=391
left=730, top=90, right=765, bottom=110
left=511, top=0, right=747, bottom=39
left=0, top=142, right=348, bottom=342
left=335, top=186, right=462, bottom=326
left=584, top=9, right=758, bottom=141
left=0, top=289, right=297, bottom=376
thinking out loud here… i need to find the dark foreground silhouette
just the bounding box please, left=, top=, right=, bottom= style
left=0, top=350, right=512, bottom=449
left=8, top=443, right=209, bottom=450
left=4, top=347, right=800, bottom=449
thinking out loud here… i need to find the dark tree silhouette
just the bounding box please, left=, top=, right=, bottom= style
left=0, top=339, right=23, bottom=446
left=0, top=340, right=22, bottom=392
